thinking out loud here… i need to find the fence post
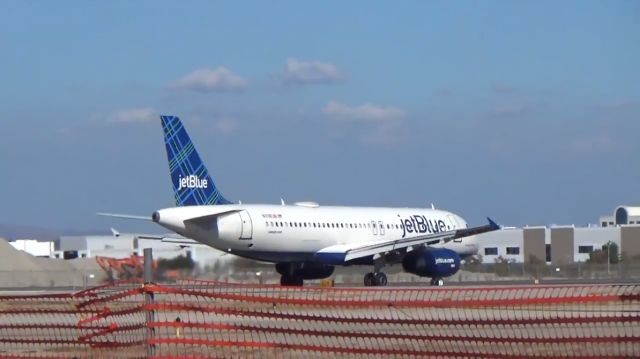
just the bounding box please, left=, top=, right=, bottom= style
left=144, top=248, right=155, bottom=358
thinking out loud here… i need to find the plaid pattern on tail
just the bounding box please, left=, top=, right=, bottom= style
left=161, top=115, right=231, bottom=206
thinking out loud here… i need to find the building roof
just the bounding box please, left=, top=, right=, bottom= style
left=615, top=206, right=640, bottom=217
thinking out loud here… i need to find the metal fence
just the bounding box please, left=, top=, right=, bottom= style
left=461, top=262, right=640, bottom=282
left=0, top=280, right=639, bottom=358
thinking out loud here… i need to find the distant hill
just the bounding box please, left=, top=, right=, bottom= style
left=0, top=223, right=109, bottom=240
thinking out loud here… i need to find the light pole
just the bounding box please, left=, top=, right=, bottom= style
left=607, top=241, right=611, bottom=276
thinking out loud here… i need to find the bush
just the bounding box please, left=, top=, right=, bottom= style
left=157, top=254, right=195, bottom=270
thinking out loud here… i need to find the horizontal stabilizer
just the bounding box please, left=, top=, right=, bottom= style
left=97, top=213, right=152, bottom=221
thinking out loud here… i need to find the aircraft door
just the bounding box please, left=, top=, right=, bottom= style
left=378, top=221, right=385, bottom=235
left=239, top=210, right=253, bottom=239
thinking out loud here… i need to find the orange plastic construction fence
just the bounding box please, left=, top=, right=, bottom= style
left=1, top=280, right=638, bottom=358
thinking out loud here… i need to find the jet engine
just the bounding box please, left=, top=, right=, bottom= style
left=276, top=262, right=335, bottom=280
left=402, top=248, right=461, bottom=278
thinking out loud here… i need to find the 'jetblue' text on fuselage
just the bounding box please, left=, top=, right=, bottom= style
left=400, top=215, right=447, bottom=238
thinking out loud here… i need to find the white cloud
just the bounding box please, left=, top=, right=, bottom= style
left=106, top=107, right=156, bottom=124
left=215, top=118, right=238, bottom=135
left=569, top=135, right=616, bottom=152
left=323, top=101, right=406, bottom=122
left=492, top=82, right=516, bottom=94
left=598, top=99, right=636, bottom=111
left=170, top=67, right=248, bottom=92
left=284, top=58, right=343, bottom=84
left=491, top=102, right=528, bottom=117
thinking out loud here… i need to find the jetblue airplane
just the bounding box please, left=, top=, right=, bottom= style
left=103, top=116, right=500, bottom=286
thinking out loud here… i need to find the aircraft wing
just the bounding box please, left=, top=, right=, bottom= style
left=312, top=218, right=500, bottom=265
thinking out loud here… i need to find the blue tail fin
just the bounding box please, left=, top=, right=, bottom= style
left=160, top=115, right=231, bottom=206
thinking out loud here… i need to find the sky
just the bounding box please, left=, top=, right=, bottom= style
left=0, top=1, right=639, bottom=234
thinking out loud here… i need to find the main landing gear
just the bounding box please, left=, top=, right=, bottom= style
left=364, top=272, right=388, bottom=286
left=430, top=277, right=444, bottom=286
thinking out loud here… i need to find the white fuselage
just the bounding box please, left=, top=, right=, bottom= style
left=153, top=203, right=479, bottom=263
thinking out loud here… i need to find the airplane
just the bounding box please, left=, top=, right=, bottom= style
left=102, top=115, right=500, bottom=286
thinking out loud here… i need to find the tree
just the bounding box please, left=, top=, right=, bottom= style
left=604, top=242, right=620, bottom=264
left=588, top=242, right=619, bottom=264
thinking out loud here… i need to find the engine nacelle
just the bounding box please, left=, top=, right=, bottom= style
left=276, top=262, right=335, bottom=280
left=402, top=248, right=461, bottom=278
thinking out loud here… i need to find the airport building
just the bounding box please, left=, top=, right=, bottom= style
left=9, top=231, right=227, bottom=269
left=600, top=205, right=640, bottom=227
left=9, top=239, right=55, bottom=258
left=54, top=232, right=226, bottom=268
left=476, top=206, right=640, bottom=264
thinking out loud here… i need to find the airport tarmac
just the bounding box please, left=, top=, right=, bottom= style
left=1, top=276, right=637, bottom=293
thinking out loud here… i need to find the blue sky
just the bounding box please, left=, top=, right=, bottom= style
left=0, top=1, right=638, bottom=233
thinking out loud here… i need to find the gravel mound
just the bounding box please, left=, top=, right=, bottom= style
left=0, top=237, right=105, bottom=288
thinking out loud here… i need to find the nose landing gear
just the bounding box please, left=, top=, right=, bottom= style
left=430, top=277, right=444, bottom=286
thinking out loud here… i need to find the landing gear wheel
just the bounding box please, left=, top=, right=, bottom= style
left=430, top=278, right=444, bottom=286
left=280, top=275, right=304, bottom=286
left=364, top=272, right=375, bottom=286
left=374, top=272, right=388, bottom=286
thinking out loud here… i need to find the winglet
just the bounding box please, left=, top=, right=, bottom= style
left=487, top=217, right=501, bottom=230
